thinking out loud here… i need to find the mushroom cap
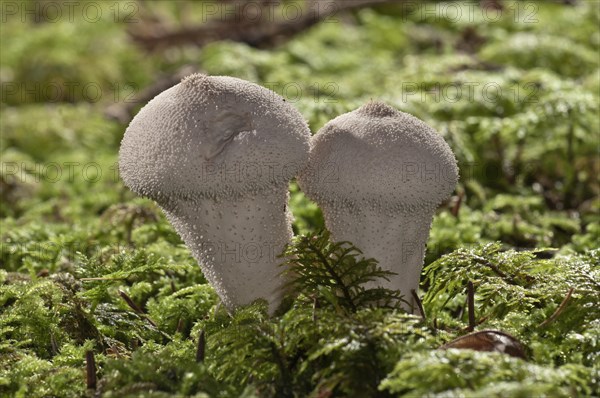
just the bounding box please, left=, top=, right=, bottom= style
left=298, top=101, right=458, bottom=213
left=119, top=74, right=311, bottom=203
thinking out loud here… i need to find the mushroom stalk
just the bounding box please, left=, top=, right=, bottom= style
left=298, top=101, right=458, bottom=312
left=322, top=206, right=434, bottom=306
left=163, top=188, right=293, bottom=312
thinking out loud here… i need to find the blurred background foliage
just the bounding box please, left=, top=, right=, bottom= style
left=0, top=0, right=599, bottom=397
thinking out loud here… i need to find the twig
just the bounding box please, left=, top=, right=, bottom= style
left=86, top=350, right=97, bottom=390
left=118, top=290, right=145, bottom=314
left=128, top=0, right=400, bottom=52
left=410, top=289, right=426, bottom=321
left=50, top=333, right=59, bottom=355
left=450, top=190, right=464, bottom=217
left=145, top=317, right=158, bottom=328
left=118, top=290, right=158, bottom=327
left=491, top=133, right=506, bottom=179
left=196, top=329, right=206, bottom=362
left=509, top=134, right=526, bottom=185
left=466, top=281, right=475, bottom=332
left=106, top=343, right=123, bottom=358
left=539, top=287, right=574, bottom=328
left=564, top=120, right=576, bottom=208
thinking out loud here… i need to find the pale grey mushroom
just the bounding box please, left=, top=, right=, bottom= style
left=119, top=74, right=311, bottom=314
left=297, top=101, right=458, bottom=311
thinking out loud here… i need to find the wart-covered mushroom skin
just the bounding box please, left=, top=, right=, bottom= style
left=119, top=74, right=311, bottom=314
left=297, top=101, right=458, bottom=311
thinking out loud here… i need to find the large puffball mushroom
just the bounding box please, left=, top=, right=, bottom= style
left=119, top=74, right=311, bottom=314
left=297, top=101, right=458, bottom=311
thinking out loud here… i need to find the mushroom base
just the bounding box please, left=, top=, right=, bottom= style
left=321, top=205, right=435, bottom=313
left=162, top=188, right=294, bottom=314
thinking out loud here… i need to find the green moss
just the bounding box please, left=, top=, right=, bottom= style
left=380, top=349, right=593, bottom=397
left=1, top=1, right=598, bottom=396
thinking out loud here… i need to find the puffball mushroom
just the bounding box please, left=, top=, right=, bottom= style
left=297, top=101, right=458, bottom=311
left=119, top=74, right=311, bottom=314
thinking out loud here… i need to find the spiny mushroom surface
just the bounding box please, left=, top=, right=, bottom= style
left=119, top=74, right=311, bottom=313
left=297, top=101, right=458, bottom=311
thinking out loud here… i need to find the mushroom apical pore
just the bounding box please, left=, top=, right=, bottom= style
left=297, top=101, right=458, bottom=311
left=119, top=74, right=311, bottom=313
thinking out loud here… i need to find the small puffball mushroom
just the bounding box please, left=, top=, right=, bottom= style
left=297, top=101, right=458, bottom=311
left=119, top=74, right=311, bottom=314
